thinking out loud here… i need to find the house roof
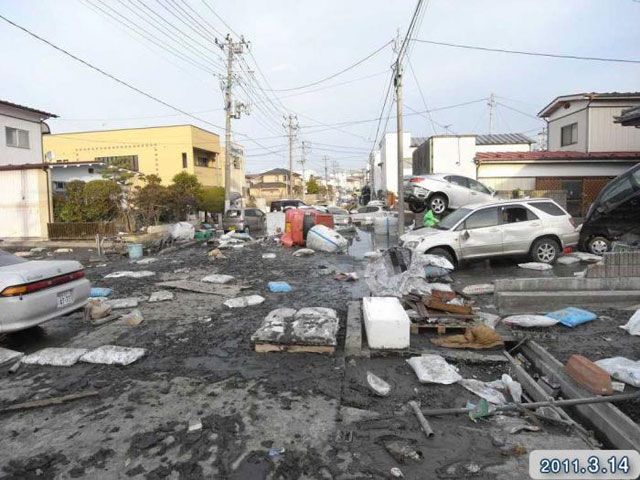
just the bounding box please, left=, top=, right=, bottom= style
left=250, top=182, right=287, bottom=188
left=0, top=163, right=48, bottom=172
left=476, top=133, right=534, bottom=145
left=411, top=137, right=427, bottom=147
left=0, top=99, right=58, bottom=118
left=538, top=92, right=640, bottom=118
left=46, top=161, right=104, bottom=167
left=615, top=106, right=640, bottom=127
left=475, top=150, right=640, bottom=163
left=260, top=168, right=301, bottom=177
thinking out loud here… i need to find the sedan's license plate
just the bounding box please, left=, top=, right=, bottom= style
left=57, top=290, right=73, bottom=308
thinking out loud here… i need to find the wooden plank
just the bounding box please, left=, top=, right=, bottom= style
left=425, top=297, right=473, bottom=315
left=345, top=301, right=363, bottom=358
left=521, top=341, right=640, bottom=451
left=254, top=343, right=335, bottom=354
left=0, top=390, right=99, bottom=414
left=156, top=280, right=245, bottom=297
left=410, top=323, right=468, bottom=335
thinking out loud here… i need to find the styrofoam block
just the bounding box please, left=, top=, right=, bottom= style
left=362, top=297, right=410, bottom=349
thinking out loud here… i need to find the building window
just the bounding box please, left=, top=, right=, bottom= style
left=182, top=152, right=188, bottom=168
left=53, top=181, right=66, bottom=190
left=561, top=123, right=578, bottom=146
left=195, top=156, right=210, bottom=167
left=5, top=127, right=30, bottom=149
left=95, top=155, right=139, bottom=171
left=88, top=168, right=94, bottom=174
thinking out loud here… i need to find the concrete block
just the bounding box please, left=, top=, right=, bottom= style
left=362, top=297, right=410, bottom=350
left=494, top=276, right=640, bottom=292
left=345, top=301, right=365, bottom=358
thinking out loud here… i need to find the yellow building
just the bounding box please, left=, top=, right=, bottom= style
left=43, top=125, right=244, bottom=191
left=248, top=168, right=303, bottom=203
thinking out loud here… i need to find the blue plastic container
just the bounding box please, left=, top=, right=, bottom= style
left=268, top=281, right=292, bottom=293
left=90, top=287, right=112, bottom=297
left=127, top=243, right=143, bottom=260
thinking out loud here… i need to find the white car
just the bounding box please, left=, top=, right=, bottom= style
left=350, top=205, right=394, bottom=224
left=404, top=173, right=497, bottom=214
left=400, top=199, right=579, bottom=265
left=327, top=206, right=352, bottom=227
left=0, top=250, right=90, bottom=333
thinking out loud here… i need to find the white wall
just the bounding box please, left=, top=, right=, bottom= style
left=379, top=132, right=412, bottom=194
left=475, top=143, right=531, bottom=153
left=589, top=106, right=640, bottom=152
left=50, top=165, right=103, bottom=183
left=0, top=105, right=45, bottom=166
left=478, top=162, right=635, bottom=179
left=431, top=136, right=477, bottom=178
left=547, top=108, right=588, bottom=152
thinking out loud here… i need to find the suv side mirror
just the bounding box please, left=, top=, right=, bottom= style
left=461, top=230, right=470, bottom=240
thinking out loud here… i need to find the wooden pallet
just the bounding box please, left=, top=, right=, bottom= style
left=254, top=343, right=335, bottom=354
left=410, top=323, right=469, bottom=335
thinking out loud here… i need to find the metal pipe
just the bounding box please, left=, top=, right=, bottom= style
left=421, top=392, right=640, bottom=418
left=408, top=400, right=434, bottom=437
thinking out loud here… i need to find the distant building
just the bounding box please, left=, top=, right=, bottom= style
left=412, top=133, right=533, bottom=179
left=372, top=132, right=414, bottom=195
left=0, top=99, right=57, bottom=238
left=48, top=161, right=104, bottom=194
left=43, top=125, right=244, bottom=195
left=248, top=168, right=303, bottom=203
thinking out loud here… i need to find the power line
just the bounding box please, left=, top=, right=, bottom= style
left=265, top=40, right=393, bottom=92
left=412, top=38, right=640, bottom=64
left=495, top=101, right=545, bottom=122
left=407, top=58, right=437, bottom=135
left=0, top=13, right=229, bottom=131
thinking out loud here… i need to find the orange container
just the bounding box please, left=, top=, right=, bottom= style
left=564, top=354, right=613, bottom=396
left=283, top=209, right=306, bottom=246
left=303, top=211, right=335, bottom=241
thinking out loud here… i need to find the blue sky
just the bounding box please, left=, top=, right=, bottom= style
left=1, top=0, right=639, bottom=174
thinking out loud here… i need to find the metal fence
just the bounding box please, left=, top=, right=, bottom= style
left=47, top=222, right=118, bottom=240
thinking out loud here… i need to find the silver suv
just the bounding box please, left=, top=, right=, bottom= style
left=400, top=198, right=579, bottom=265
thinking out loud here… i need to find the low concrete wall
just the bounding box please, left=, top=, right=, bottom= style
left=495, top=276, right=640, bottom=292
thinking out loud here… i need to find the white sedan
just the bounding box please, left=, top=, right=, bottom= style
left=0, top=250, right=90, bottom=333
left=404, top=173, right=497, bottom=214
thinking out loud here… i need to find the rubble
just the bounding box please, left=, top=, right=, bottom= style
left=104, top=270, right=155, bottom=279
left=157, top=280, right=244, bottom=297
left=620, top=309, right=640, bottom=335
left=461, top=283, right=495, bottom=295
left=292, top=248, right=315, bottom=257
left=502, top=315, right=558, bottom=328
left=79, top=345, right=146, bottom=365
left=121, top=309, right=144, bottom=326
left=148, top=290, right=174, bottom=302
left=518, top=262, right=553, bottom=271
left=104, top=297, right=140, bottom=309
left=224, top=295, right=265, bottom=309
left=22, top=348, right=89, bottom=367
left=406, top=355, right=462, bottom=384
left=201, top=274, right=235, bottom=284
left=458, top=379, right=507, bottom=405
left=135, top=257, right=158, bottom=265
left=595, top=357, right=640, bottom=387
left=366, top=371, right=391, bottom=397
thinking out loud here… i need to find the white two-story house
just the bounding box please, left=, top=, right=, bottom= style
left=0, top=100, right=57, bottom=238
left=475, top=92, right=640, bottom=216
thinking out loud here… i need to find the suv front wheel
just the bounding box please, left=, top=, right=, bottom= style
left=587, top=236, right=610, bottom=255
left=530, top=237, right=560, bottom=264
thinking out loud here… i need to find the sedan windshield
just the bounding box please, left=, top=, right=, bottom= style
left=0, top=250, right=28, bottom=267
left=434, top=208, right=471, bottom=230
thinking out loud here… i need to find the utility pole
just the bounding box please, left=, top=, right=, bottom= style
left=394, top=60, right=405, bottom=237
left=217, top=34, right=248, bottom=212
left=283, top=114, right=298, bottom=197
left=299, top=141, right=310, bottom=201
left=323, top=155, right=330, bottom=201
left=488, top=93, right=496, bottom=135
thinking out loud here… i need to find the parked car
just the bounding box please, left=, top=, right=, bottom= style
left=404, top=174, right=497, bottom=214
left=399, top=199, right=578, bottom=265
left=327, top=206, right=353, bottom=227
left=222, top=208, right=266, bottom=234
left=0, top=250, right=90, bottom=333
left=579, top=164, right=640, bottom=254
left=270, top=199, right=306, bottom=212
left=350, top=204, right=392, bottom=224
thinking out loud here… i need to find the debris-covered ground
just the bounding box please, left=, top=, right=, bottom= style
left=0, top=230, right=638, bottom=479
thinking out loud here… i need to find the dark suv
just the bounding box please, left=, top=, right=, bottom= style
left=270, top=199, right=306, bottom=212
left=579, top=164, right=640, bottom=254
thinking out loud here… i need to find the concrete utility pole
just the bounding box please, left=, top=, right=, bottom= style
left=488, top=93, right=496, bottom=135
left=283, top=114, right=299, bottom=197
left=323, top=155, right=330, bottom=201
left=218, top=34, right=248, bottom=212
left=395, top=60, right=405, bottom=237
left=299, top=141, right=310, bottom=201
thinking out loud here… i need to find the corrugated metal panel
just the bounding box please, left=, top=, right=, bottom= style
left=476, top=133, right=534, bottom=145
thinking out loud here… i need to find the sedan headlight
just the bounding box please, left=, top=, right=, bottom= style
left=405, top=241, right=418, bottom=249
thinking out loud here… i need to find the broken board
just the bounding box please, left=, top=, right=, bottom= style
left=254, top=344, right=335, bottom=354
left=155, top=280, right=246, bottom=297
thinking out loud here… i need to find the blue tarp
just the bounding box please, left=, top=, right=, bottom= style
left=268, top=281, right=292, bottom=293
left=546, top=307, right=597, bottom=327
left=90, top=287, right=112, bottom=297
